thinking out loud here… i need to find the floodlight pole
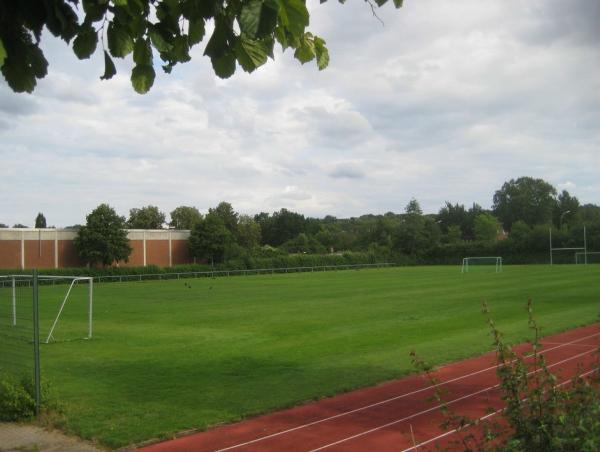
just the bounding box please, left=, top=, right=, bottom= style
left=549, top=228, right=553, bottom=265
left=88, top=278, right=93, bottom=339
left=584, top=225, right=587, bottom=265
left=12, top=276, right=16, bottom=326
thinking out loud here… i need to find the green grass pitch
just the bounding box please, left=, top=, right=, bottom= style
left=5, top=265, right=600, bottom=447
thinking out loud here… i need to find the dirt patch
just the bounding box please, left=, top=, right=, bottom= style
left=0, top=423, right=103, bottom=452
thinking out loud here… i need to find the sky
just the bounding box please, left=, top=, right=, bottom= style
left=1, top=0, right=599, bottom=227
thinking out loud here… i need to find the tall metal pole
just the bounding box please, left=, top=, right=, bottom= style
left=549, top=228, right=553, bottom=265
left=12, top=277, right=16, bottom=326
left=32, top=269, right=41, bottom=417
left=584, top=225, right=587, bottom=265
left=88, top=278, right=93, bottom=339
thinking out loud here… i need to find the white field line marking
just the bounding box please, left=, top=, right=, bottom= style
left=400, top=366, right=600, bottom=452
left=216, top=330, right=600, bottom=452
left=309, top=348, right=598, bottom=451
left=541, top=341, right=598, bottom=348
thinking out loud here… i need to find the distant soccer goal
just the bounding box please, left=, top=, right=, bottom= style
left=461, top=257, right=503, bottom=273
left=575, top=252, right=600, bottom=264
left=2, top=275, right=93, bottom=343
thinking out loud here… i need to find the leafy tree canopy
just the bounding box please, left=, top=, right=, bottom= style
left=493, top=177, right=557, bottom=231
left=127, top=205, right=166, bottom=229
left=12, top=223, right=28, bottom=228
left=169, top=205, right=202, bottom=229
left=0, top=0, right=403, bottom=94
left=0, top=223, right=8, bottom=228
left=473, top=212, right=499, bottom=242
left=189, top=214, right=232, bottom=263
left=35, top=212, right=47, bottom=228
left=74, top=203, right=132, bottom=266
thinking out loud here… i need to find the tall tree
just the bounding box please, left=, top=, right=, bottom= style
left=189, top=215, right=233, bottom=264
left=34, top=212, right=47, bottom=228
left=127, top=205, right=166, bottom=229
left=473, top=213, right=500, bottom=242
left=236, top=214, right=261, bottom=249
left=553, top=190, right=580, bottom=228
left=208, top=202, right=238, bottom=236
left=492, top=177, right=557, bottom=230
left=0, top=1, right=403, bottom=94
left=169, top=206, right=202, bottom=230
left=74, top=204, right=132, bottom=266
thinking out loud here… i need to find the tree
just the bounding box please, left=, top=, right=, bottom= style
left=552, top=190, right=579, bottom=228
left=0, top=223, right=7, bottom=228
left=34, top=212, right=46, bottom=228
left=208, top=202, right=238, bottom=235
left=189, top=215, right=233, bottom=263
left=473, top=213, right=500, bottom=242
left=74, top=204, right=132, bottom=266
left=0, top=1, right=403, bottom=94
left=236, top=214, right=261, bottom=249
left=12, top=223, right=28, bottom=228
left=445, top=225, right=462, bottom=244
left=492, top=177, right=557, bottom=230
left=169, top=206, right=202, bottom=230
left=127, top=205, right=166, bottom=229
left=255, top=208, right=307, bottom=246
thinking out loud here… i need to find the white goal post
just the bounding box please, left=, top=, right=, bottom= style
left=575, top=251, right=600, bottom=264
left=2, top=275, right=93, bottom=343
left=461, top=257, right=503, bottom=273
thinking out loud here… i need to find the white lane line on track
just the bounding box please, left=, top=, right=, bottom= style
left=400, top=366, right=600, bottom=452
left=216, top=329, right=600, bottom=452
left=309, top=347, right=599, bottom=451
left=541, top=341, right=598, bottom=348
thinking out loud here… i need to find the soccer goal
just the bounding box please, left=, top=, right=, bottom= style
left=575, top=252, right=600, bottom=264
left=461, top=257, right=503, bottom=273
left=2, top=275, right=93, bottom=343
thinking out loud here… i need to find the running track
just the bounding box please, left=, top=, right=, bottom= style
left=139, top=323, right=599, bottom=451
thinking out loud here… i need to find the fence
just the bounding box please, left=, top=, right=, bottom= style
left=0, top=271, right=41, bottom=416
left=91, top=262, right=396, bottom=283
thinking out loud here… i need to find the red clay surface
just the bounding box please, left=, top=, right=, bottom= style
left=139, top=323, right=600, bottom=452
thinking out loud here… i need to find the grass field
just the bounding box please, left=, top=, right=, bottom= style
left=3, top=265, right=600, bottom=447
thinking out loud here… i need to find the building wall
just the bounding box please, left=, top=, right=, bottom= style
left=0, top=229, right=192, bottom=269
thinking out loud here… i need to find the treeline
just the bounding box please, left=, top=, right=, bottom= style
left=6, top=176, right=600, bottom=267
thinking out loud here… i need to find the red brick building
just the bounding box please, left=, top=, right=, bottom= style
left=0, top=229, right=192, bottom=269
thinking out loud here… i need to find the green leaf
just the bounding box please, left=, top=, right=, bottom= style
left=188, top=18, right=205, bottom=45
left=212, top=52, right=236, bottom=79
left=393, top=0, right=404, bottom=7
left=278, top=0, right=309, bottom=37
left=258, top=0, right=280, bottom=37
left=240, top=0, right=263, bottom=38
left=100, top=51, right=116, bottom=80
left=204, top=21, right=230, bottom=59
left=28, top=45, right=48, bottom=78
left=131, top=64, right=156, bottom=94
left=82, top=0, right=108, bottom=22
left=294, top=34, right=315, bottom=64
left=133, top=37, right=152, bottom=65
left=314, top=36, right=329, bottom=70
left=0, top=39, right=6, bottom=68
left=107, top=22, right=134, bottom=58
left=148, top=26, right=173, bottom=53
left=274, top=26, right=288, bottom=49
left=113, top=0, right=128, bottom=6
left=172, top=35, right=191, bottom=63
left=73, top=24, right=98, bottom=60
left=236, top=37, right=268, bottom=72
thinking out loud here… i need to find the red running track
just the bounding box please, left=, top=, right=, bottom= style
left=138, top=323, right=599, bottom=452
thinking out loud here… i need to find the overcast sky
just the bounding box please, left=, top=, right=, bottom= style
left=1, top=0, right=599, bottom=227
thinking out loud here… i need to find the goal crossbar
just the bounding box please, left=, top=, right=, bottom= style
left=461, top=256, right=503, bottom=273
left=1, top=275, right=93, bottom=343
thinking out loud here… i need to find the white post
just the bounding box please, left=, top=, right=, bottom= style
left=584, top=225, right=587, bottom=265
left=88, top=278, right=93, bottom=339
left=549, top=228, right=553, bottom=265
left=12, top=277, right=16, bottom=326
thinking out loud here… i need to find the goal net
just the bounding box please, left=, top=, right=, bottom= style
left=575, top=252, right=600, bottom=264
left=461, top=257, right=502, bottom=273
left=2, top=275, right=93, bottom=343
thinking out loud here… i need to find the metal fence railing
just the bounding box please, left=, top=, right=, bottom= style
left=0, top=270, right=41, bottom=416
left=91, top=262, right=396, bottom=283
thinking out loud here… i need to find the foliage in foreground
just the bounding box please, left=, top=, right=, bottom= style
left=412, top=302, right=600, bottom=451
left=0, top=373, right=59, bottom=422
left=0, top=0, right=403, bottom=94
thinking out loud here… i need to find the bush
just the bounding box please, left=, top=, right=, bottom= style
left=0, top=373, right=59, bottom=421
left=412, top=302, right=600, bottom=451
